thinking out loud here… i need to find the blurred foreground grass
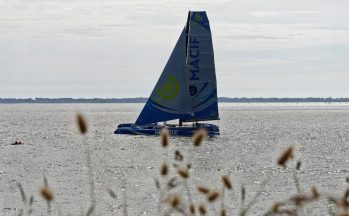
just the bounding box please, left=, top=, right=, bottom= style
left=14, top=113, right=349, bottom=216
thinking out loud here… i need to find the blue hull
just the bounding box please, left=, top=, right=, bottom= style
left=114, top=123, right=219, bottom=137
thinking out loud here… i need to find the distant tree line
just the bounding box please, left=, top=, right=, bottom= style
left=218, top=97, right=349, bottom=103
left=0, top=98, right=148, bottom=103
left=0, top=97, right=348, bottom=103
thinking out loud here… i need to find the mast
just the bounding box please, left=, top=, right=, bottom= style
left=135, top=11, right=219, bottom=125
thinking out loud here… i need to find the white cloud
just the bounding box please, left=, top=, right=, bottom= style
left=214, top=22, right=349, bottom=50
left=251, top=10, right=319, bottom=18
left=221, top=58, right=292, bottom=71
left=0, top=0, right=349, bottom=97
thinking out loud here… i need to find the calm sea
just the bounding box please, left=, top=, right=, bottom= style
left=1, top=103, right=349, bottom=215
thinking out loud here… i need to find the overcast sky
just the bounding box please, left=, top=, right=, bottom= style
left=1, top=0, right=348, bottom=98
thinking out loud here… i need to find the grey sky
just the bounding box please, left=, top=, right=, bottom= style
left=1, top=0, right=348, bottom=98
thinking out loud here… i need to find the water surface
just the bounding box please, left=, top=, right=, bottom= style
left=1, top=103, right=349, bottom=215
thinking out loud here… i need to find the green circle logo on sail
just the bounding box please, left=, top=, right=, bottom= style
left=194, top=13, right=203, bottom=22
left=156, top=76, right=180, bottom=100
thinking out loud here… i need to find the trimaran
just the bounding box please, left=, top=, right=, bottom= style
left=115, top=11, right=220, bottom=136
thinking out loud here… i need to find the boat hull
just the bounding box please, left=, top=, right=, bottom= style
left=114, top=123, right=220, bottom=137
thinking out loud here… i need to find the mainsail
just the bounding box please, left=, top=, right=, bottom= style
left=135, top=11, right=219, bottom=125
left=183, top=11, right=219, bottom=122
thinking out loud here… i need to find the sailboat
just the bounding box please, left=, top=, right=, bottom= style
left=114, top=11, right=220, bottom=136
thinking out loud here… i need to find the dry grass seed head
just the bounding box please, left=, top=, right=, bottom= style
left=76, top=113, right=88, bottom=134
left=220, top=209, right=227, bottom=216
left=189, top=204, right=196, bottom=214
left=160, top=128, right=169, bottom=147
left=271, top=202, right=281, bottom=213
left=345, top=188, right=349, bottom=199
left=161, top=162, right=169, bottom=176
left=40, top=187, right=54, bottom=202
left=340, top=199, right=349, bottom=209
left=198, top=204, right=207, bottom=215
left=192, top=129, right=207, bottom=146
left=175, top=150, right=184, bottom=161
left=221, top=175, right=232, bottom=190
left=169, top=195, right=181, bottom=208
left=277, top=146, right=294, bottom=167
left=177, top=168, right=189, bottom=179
left=207, top=191, right=220, bottom=202
left=311, top=186, right=320, bottom=199
left=76, top=113, right=87, bottom=134
left=290, top=194, right=308, bottom=206
left=197, top=186, right=210, bottom=194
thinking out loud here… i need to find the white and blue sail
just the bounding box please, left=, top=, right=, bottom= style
left=135, top=11, right=219, bottom=125
left=184, top=11, right=219, bottom=122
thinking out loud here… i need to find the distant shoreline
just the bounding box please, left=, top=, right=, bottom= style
left=1, top=97, right=349, bottom=104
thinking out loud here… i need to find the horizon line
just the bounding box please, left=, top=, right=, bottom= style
left=1, top=96, right=349, bottom=99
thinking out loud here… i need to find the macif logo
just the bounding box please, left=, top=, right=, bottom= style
left=194, top=13, right=203, bottom=22
left=156, top=76, right=180, bottom=100
left=188, top=36, right=199, bottom=81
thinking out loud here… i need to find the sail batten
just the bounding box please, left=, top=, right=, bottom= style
left=135, top=11, right=219, bottom=125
